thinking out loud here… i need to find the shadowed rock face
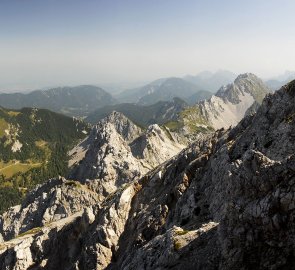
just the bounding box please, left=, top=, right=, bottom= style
left=0, top=81, right=294, bottom=270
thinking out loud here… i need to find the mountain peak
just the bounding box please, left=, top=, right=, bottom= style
left=216, top=73, right=269, bottom=104
left=104, top=110, right=130, bottom=123
left=176, top=73, right=270, bottom=133
left=234, top=72, right=258, bottom=82
left=99, top=111, right=142, bottom=142
left=284, top=79, right=295, bottom=96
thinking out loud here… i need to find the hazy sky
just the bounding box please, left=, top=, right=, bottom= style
left=0, top=0, right=295, bottom=91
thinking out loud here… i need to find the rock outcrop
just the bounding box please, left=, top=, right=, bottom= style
left=0, top=177, right=98, bottom=241
left=177, top=73, right=270, bottom=133
left=0, top=80, right=294, bottom=270
left=69, top=111, right=185, bottom=196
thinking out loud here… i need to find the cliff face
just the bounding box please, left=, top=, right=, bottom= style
left=0, top=178, right=98, bottom=241
left=178, top=73, right=270, bottom=134
left=0, top=81, right=294, bottom=270
left=69, top=111, right=185, bottom=197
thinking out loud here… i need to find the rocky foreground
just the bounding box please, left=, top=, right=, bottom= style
left=0, top=81, right=294, bottom=269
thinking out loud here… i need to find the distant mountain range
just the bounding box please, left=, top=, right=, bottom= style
left=87, top=73, right=271, bottom=146
left=1, top=79, right=294, bottom=269
left=0, top=85, right=115, bottom=117
left=183, top=70, right=237, bottom=92
left=0, top=70, right=289, bottom=122
left=88, top=73, right=271, bottom=135
left=86, top=97, right=188, bottom=127
left=116, top=77, right=212, bottom=105
left=265, top=71, right=295, bottom=90
left=164, top=73, right=271, bottom=138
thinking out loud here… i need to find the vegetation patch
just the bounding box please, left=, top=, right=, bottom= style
left=17, top=227, right=42, bottom=238
left=174, top=239, right=182, bottom=251
left=35, top=140, right=51, bottom=162
left=164, top=120, right=183, bottom=131
left=161, top=126, right=174, bottom=141
left=0, top=107, right=90, bottom=213
left=285, top=112, right=295, bottom=124
left=163, top=105, right=214, bottom=134
left=175, top=229, right=190, bottom=236
left=0, top=160, right=41, bottom=179
left=0, top=118, right=9, bottom=138
left=7, top=111, right=21, bottom=117
left=181, top=106, right=208, bottom=125
left=65, top=180, right=82, bottom=188
left=0, top=187, right=22, bottom=214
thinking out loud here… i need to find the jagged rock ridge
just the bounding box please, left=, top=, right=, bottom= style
left=69, top=111, right=185, bottom=196
left=0, top=80, right=294, bottom=269
left=174, top=73, right=270, bottom=134
left=0, top=178, right=98, bottom=241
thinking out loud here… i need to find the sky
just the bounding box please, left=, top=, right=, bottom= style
left=0, top=0, right=295, bottom=91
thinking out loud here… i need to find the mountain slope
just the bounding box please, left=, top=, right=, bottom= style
left=86, top=97, right=188, bottom=127
left=0, top=85, right=115, bottom=117
left=0, top=107, right=89, bottom=213
left=115, top=78, right=166, bottom=103
left=265, top=71, right=295, bottom=90
left=166, top=73, right=270, bottom=135
left=0, top=80, right=294, bottom=269
left=137, top=77, right=204, bottom=105
left=185, top=90, right=213, bottom=105
left=69, top=111, right=185, bottom=195
left=116, top=77, right=205, bottom=105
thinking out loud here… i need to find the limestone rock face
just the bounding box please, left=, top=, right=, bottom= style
left=203, top=73, right=270, bottom=129
left=0, top=177, right=98, bottom=241
left=180, top=73, right=270, bottom=133
left=0, top=81, right=294, bottom=270
left=69, top=111, right=185, bottom=196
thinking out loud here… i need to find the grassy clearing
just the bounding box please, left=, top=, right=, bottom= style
left=164, top=120, right=183, bottom=131
left=0, top=160, right=42, bottom=178
left=7, top=111, right=21, bottom=117
left=180, top=106, right=215, bottom=133
left=163, top=105, right=214, bottom=134
left=17, top=227, right=42, bottom=238
left=175, top=229, right=190, bottom=236
left=180, top=106, right=208, bottom=125
left=0, top=118, right=9, bottom=138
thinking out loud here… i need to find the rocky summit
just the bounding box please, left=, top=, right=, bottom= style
left=176, top=73, right=270, bottom=135
left=0, top=80, right=294, bottom=270
left=68, top=111, right=185, bottom=197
